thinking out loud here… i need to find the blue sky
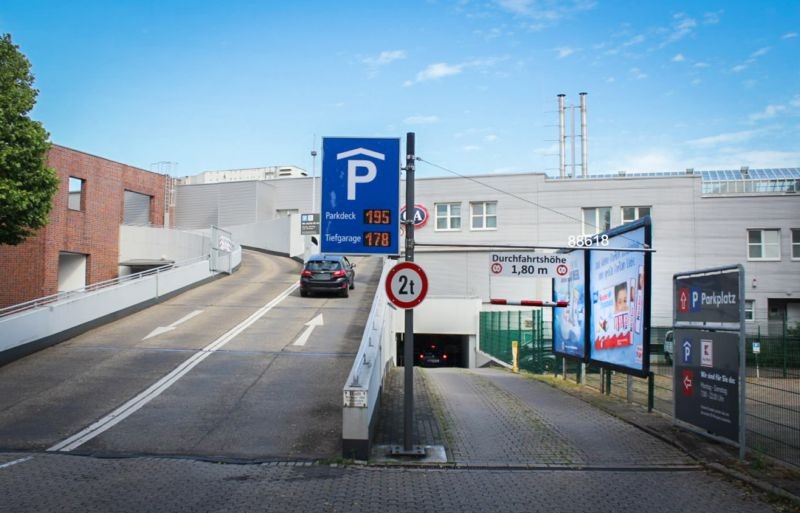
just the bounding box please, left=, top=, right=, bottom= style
left=2, top=0, right=798, bottom=177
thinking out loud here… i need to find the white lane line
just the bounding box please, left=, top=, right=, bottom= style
left=292, top=314, right=324, bottom=346
left=48, top=282, right=299, bottom=453
left=0, top=456, right=33, bottom=470
left=143, top=309, right=205, bottom=340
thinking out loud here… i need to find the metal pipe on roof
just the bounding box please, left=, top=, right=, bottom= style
left=558, top=94, right=566, bottom=178
left=580, top=92, right=588, bottom=178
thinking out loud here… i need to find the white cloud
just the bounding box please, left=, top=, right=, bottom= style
left=462, top=145, right=482, bottom=152
left=790, top=95, right=800, bottom=108
left=556, top=46, right=576, bottom=58
left=693, top=62, right=709, bottom=68
left=363, top=50, right=407, bottom=67
left=485, top=134, right=499, bottom=142
left=703, top=11, right=723, bottom=25
left=606, top=76, right=615, bottom=83
left=495, top=0, right=596, bottom=22
left=660, top=12, right=697, bottom=47
left=403, top=115, right=440, bottom=125
left=731, top=64, right=748, bottom=73
left=782, top=32, right=798, bottom=39
left=686, top=129, right=765, bottom=148
left=691, top=78, right=702, bottom=86
left=672, top=53, right=685, bottom=62
left=404, top=58, right=502, bottom=86
left=750, top=47, right=770, bottom=58
left=749, top=104, right=787, bottom=121
left=630, top=67, right=648, bottom=80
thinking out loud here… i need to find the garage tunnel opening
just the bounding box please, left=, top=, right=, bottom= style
left=396, top=334, right=469, bottom=368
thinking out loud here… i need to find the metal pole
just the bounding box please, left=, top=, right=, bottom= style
left=570, top=104, right=576, bottom=178
left=738, top=265, right=747, bottom=461
left=558, top=94, right=566, bottom=178
left=403, top=132, right=416, bottom=452
left=648, top=372, right=654, bottom=412
left=580, top=92, right=588, bottom=177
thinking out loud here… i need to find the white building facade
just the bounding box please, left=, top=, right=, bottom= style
left=174, top=168, right=800, bottom=339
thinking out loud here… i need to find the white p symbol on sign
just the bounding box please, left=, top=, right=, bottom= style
left=337, top=147, right=386, bottom=201
left=347, top=160, right=376, bottom=200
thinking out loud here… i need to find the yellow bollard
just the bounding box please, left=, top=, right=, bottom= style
left=512, top=340, right=519, bottom=373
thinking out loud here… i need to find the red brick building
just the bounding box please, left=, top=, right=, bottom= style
left=0, top=145, right=168, bottom=308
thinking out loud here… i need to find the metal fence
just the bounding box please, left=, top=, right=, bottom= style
left=480, top=317, right=800, bottom=468
left=479, top=310, right=550, bottom=374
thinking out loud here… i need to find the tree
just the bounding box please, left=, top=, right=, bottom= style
left=0, top=33, right=58, bottom=245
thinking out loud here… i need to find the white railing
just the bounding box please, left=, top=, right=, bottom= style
left=702, top=178, right=798, bottom=195
left=342, top=259, right=397, bottom=456
left=0, top=255, right=208, bottom=319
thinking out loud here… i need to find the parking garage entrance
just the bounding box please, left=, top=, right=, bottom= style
left=396, top=334, right=469, bottom=368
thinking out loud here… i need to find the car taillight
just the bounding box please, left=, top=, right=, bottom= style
left=301, top=270, right=313, bottom=277
left=332, top=270, right=346, bottom=278
left=443, top=354, right=448, bottom=360
left=419, top=354, right=424, bottom=360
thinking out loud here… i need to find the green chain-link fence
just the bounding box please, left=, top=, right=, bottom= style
left=479, top=310, right=552, bottom=373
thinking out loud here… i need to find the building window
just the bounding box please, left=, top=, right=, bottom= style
left=68, top=177, right=85, bottom=211
left=582, top=207, right=611, bottom=235
left=621, top=206, right=651, bottom=224
left=747, top=229, right=780, bottom=260
left=470, top=201, right=497, bottom=230
left=435, top=202, right=461, bottom=231
left=792, top=229, right=800, bottom=260
left=745, top=300, right=755, bottom=322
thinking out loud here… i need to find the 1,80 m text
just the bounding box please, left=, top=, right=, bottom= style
left=568, top=235, right=609, bottom=247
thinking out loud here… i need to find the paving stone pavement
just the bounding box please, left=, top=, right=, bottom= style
left=423, top=367, right=692, bottom=467
left=0, top=452, right=780, bottom=513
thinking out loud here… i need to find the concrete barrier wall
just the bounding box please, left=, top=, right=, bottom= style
left=216, top=216, right=304, bottom=258
left=0, top=259, right=214, bottom=358
left=120, top=225, right=210, bottom=263
left=342, top=259, right=396, bottom=459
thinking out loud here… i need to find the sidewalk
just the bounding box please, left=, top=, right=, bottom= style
left=373, top=365, right=800, bottom=508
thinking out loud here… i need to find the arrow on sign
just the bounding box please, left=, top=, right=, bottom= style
left=143, top=310, right=204, bottom=340
left=293, top=314, right=324, bottom=346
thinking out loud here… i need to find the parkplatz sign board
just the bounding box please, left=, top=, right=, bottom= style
left=489, top=252, right=570, bottom=278
left=672, top=265, right=745, bottom=457
left=320, top=137, right=400, bottom=255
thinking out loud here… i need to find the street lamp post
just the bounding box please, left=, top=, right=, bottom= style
left=310, top=149, right=317, bottom=213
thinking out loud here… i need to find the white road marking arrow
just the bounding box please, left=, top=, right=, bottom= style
left=293, top=314, right=324, bottom=346
left=143, top=310, right=204, bottom=340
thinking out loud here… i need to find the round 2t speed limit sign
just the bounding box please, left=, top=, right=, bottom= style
left=385, top=262, right=429, bottom=309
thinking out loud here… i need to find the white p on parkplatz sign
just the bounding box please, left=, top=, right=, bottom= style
left=489, top=252, right=570, bottom=278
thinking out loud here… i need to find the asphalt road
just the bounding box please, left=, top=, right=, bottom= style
left=0, top=250, right=382, bottom=461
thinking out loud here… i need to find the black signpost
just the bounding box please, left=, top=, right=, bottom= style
left=672, top=265, right=746, bottom=460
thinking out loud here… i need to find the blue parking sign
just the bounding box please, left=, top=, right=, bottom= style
left=320, top=137, right=400, bottom=255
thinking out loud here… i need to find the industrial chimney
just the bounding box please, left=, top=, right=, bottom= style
left=558, top=94, right=566, bottom=178
left=580, top=92, right=588, bottom=177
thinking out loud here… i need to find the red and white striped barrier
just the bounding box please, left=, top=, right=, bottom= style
left=490, top=299, right=569, bottom=307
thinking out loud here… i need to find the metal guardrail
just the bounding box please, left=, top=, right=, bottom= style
left=0, top=255, right=209, bottom=319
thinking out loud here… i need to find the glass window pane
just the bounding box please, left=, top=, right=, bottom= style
left=452, top=204, right=461, bottom=216
left=600, top=208, right=611, bottom=230
left=764, top=244, right=780, bottom=259
left=749, top=245, right=762, bottom=258
left=472, top=203, right=484, bottom=216
left=436, top=204, right=447, bottom=216
left=794, top=245, right=800, bottom=259
left=583, top=209, right=596, bottom=230
left=639, top=207, right=650, bottom=217
left=764, top=230, right=780, bottom=244
left=487, top=202, right=497, bottom=214
left=487, top=216, right=497, bottom=228
left=622, top=207, right=635, bottom=221
left=749, top=230, right=761, bottom=243
left=437, top=218, right=447, bottom=229
left=452, top=217, right=461, bottom=229
left=792, top=229, right=800, bottom=244
left=472, top=217, right=482, bottom=229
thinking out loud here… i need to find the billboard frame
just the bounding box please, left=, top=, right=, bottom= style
left=586, top=217, right=653, bottom=378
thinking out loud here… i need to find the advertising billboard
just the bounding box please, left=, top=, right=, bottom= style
left=588, top=218, right=651, bottom=377
left=553, top=250, right=588, bottom=360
